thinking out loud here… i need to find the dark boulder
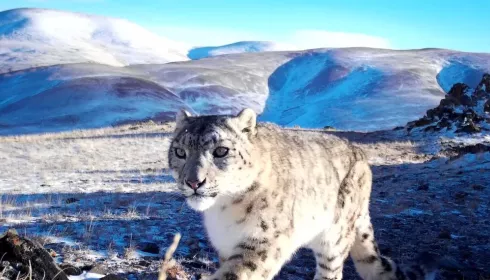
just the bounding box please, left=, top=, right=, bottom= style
left=100, top=274, right=126, bottom=280
left=453, top=143, right=490, bottom=155
left=447, top=83, right=469, bottom=103
left=59, top=263, right=82, bottom=276
left=138, top=241, right=160, bottom=254
left=456, top=120, right=481, bottom=133
left=460, top=94, right=474, bottom=106
left=413, top=117, right=433, bottom=127
left=475, top=73, right=490, bottom=94
left=0, top=229, right=69, bottom=280
left=406, top=73, right=490, bottom=134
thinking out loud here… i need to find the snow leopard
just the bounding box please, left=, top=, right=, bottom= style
left=168, top=108, right=438, bottom=280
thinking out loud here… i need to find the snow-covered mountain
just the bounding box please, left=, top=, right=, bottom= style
left=1, top=8, right=490, bottom=135
left=259, top=48, right=490, bottom=131
left=0, top=8, right=189, bottom=73
left=187, top=41, right=297, bottom=60
left=2, top=47, right=490, bottom=135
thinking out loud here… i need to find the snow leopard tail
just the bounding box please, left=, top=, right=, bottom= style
left=350, top=214, right=439, bottom=280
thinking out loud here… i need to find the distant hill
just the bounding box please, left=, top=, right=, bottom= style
left=0, top=8, right=189, bottom=73
left=2, top=47, right=490, bottom=135
left=188, top=41, right=297, bottom=60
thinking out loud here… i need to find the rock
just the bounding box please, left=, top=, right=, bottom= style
left=0, top=261, right=19, bottom=279
left=457, top=121, right=481, bottom=133
left=476, top=73, right=490, bottom=94
left=100, top=274, right=126, bottom=280
left=89, top=263, right=109, bottom=275
left=185, top=259, right=209, bottom=270
left=0, top=229, right=69, bottom=280
left=417, top=183, right=429, bottom=191
left=423, top=125, right=437, bottom=132
left=413, top=117, right=432, bottom=127
left=59, top=264, right=82, bottom=276
left=128, top=125, right=140, bottom=130
left=323, top=125, right=335, bottom=130
left=448, top=83, right=469, bottom=101
left=437, top=117, right=452, bottom=130
left=458, top=245, right=472, bottom=260
left=196, top=273, right=212, bottom=280
left=438, top=256, right=465, bottom=271
left=438, top=97, right=456, bottom=108
left=65, top=197, right=80, bottom=204
left=406, top=73, right=490, bottom=134
left=438, top=229, right=452, bottom=239
left=453, top=143, right=490, bottom=155
left=472, top=184, right=486, bottom=191
left=454, top=191, right=469, bottom=200
left=138, top=241, right=160, bottom=254
left=484, top=100, right=490, bottom=113
left=460, top=94, right=474, bottom=106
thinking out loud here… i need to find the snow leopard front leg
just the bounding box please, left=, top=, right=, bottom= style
left=209, top=235, right=296, bottom=280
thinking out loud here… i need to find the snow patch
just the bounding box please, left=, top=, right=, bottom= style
left=69, top=272, right=105, bottom=280
left=188, top=41, right=296, bottom=60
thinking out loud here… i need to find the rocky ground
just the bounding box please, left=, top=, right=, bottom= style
left=1, top=76, right=489, bottom=280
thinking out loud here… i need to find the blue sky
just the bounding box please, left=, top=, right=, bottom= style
left=1, top=0, right=489, bottom=52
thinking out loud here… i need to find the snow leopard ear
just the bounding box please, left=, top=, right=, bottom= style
left=175, top=109, right=191, bottom=130
left=235, top=108, right=257, bottom=135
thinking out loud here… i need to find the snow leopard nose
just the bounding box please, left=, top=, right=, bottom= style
left=185, top=178, right=206, bottom=190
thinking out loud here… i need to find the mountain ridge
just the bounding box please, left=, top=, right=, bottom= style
left=0, top=8, right=189, bottom=73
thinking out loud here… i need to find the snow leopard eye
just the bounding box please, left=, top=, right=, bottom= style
left=213, top=147, right=229, bottom=158
left=174, top=148, right=186, bottom=159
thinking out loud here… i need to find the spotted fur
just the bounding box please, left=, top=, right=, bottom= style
left=168, top=108, right=438, bottom=280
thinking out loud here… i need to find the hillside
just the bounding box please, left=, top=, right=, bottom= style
left=1, top=48, right=490, bottom=135
left=1, top=8, right=490, bottom=135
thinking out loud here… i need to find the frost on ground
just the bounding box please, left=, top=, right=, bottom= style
left=0, top=122, right=489, bottom=280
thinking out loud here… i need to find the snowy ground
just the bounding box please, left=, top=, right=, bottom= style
left=0, top=122, right=489, bottom=280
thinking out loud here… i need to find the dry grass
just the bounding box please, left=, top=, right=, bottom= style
left=158, top=233, right=182, bottom=280
left=0, top=121, right=175, bottom=143
left=0, top=123, right=177, bottom=195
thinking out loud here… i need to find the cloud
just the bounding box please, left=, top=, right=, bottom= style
left=288, top=30, right=391, bottom=49
left=150, top=25, right=391, bottom=50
